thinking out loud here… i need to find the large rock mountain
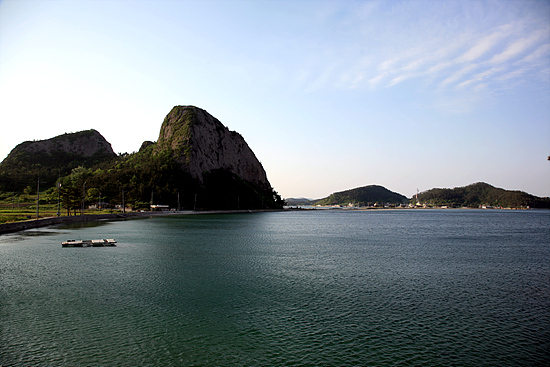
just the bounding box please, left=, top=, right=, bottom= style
left=140, top=105, right=280, bottom=209
left=155, top=106, right=270, bottom=190
left=9, top=129, right=115, bottom=158
left=0, top=106, right=283, bottom=210
left=0, top=130, right=116, bottom=191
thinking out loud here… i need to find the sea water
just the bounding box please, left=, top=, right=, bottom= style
left=0, top=209, right=548, bottom=366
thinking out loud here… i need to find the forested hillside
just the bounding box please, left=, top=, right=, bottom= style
left=0, top=130, right=115, bottom=192
left=315, top=185, right=408, bottom=206
left=417, top=182, right=550, bottom=208
left=0, top=107, right=285, bottom=212
left=52, top=144, right=282, bottom=213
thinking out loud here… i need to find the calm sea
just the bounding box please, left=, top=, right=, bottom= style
left=0, top=209, right=548, bottom=366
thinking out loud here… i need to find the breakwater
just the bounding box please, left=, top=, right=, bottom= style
left=0, top=212, right=158, bottom=235
left=0, top=209, right=283, bottom=235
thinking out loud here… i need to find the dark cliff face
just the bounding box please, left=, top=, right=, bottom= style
left=156, top=106, right=271, bottom=190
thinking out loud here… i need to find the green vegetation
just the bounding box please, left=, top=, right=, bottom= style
left=315, top=185, right=408, bottom=206
left=0, top=133, right=284, bottom=224
left=416, top=182, right=550, bottom=208
left=48, top=143, right=282, bottom=213
left=0, top=130, right=115, bottom=193
left=155, top=106, right=195, bottom=162
left=285, top=198, right=314, bottom=206
left=0, top=189, right=76, bottom=223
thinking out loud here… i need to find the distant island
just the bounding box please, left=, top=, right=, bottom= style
left=309, top=185, right=408, bottom=207
left=414, top=182, right=550, bottom=209
left=287, top=182, right=550, bottom=209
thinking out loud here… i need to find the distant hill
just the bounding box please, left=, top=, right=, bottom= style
left=315, top=185, right=409, bottom=206
left=0, top=129, right=116, bottom=192
left=416, top=182, right=550, bottom=208
left=285, top=197, right=314, bottom=206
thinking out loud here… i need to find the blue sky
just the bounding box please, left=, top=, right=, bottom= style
left=1, top=0, right=549, bottom=199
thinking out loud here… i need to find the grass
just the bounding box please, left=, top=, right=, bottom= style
left=0, top=214, right=34, bottom=224
left=0, top=202, right=121, bottom=225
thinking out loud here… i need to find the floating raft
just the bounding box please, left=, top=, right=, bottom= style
left=62, top=239, right=117, bottom=247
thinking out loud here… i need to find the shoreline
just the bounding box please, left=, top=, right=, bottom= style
left=286, top=206, right=534, bottom=211
left=1, top=206, right=540, bottom=235
left=0, top=209, right=284, bottom=235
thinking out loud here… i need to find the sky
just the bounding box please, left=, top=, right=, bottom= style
left=1, top=0, right=549, bottom=199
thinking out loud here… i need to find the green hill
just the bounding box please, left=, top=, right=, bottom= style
left=416, top=182, right=550, bottom=208
left=285, top=197, right=314, bottom=206
left=0, top=130, right=116, bottom=192
left=315, top=185, right=408, bottom=206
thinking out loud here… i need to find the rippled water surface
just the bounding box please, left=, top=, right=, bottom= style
left=1, top=210, right=549, bottom=366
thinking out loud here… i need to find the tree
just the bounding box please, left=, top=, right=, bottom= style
left=60, top=167, right=92, bottom=215
left=23, top=185, right=33, bottom=196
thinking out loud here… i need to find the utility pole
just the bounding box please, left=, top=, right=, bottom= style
left=36, top=178, right=46, bottom=219
left=81, top=180, right=88, bottom=215
left=57, top=182, right=61, bottom=216
left=177, top=192, right=180, bottom=212
left=122, top=189, right=125, bottom=213
left=36, top=178, right=40, bottom=219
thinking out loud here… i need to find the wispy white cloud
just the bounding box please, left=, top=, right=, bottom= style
left=456, top=23, right=514, bottom=63
left=488, top=29, right=547, bottom=64
left=521, top=43, right=550, bottom=64
left=388, top=74, right=411, bottom=87
left=294, top=0, right=550, bottom=107
left=496, top=68, right=529, bottom=82
left=448, top=28, right=549, bottom=91
left=456, top=66, right=506, bottom=89
left=368, top=73, right=386, bottom=87
left=425, top=60, right=453, bottom=75
left=493, top=43, right=550, bottom=84
left=381, top=23, right=545, bottom=97
left=441, top=64, right=478, bottom=86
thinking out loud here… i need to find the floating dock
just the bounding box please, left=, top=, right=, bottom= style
left=62, top=239, right=117, bottom=247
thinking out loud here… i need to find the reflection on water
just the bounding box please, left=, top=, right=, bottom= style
left=0, top=210, right=549, bottom=366
left=55, top=218, right=118, bottom=230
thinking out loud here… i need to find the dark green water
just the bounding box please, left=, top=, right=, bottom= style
left=1, top=210, right=549, bottom=366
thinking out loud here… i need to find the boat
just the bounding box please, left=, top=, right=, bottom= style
left=62, top=239, right=117, bottom=247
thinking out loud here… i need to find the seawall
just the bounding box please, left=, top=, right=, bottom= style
left=0, top=209, right=284, bottom=235
left=0, top=212, right=153, bottom=235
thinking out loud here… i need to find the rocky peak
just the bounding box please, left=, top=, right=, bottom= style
left=0, top=129, right=116, bottom=192
left=12, top=129, right=115, bottom=157
left=156, top=106, right=270, bottom=189
left=139, top=141, right=155, bottom=152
